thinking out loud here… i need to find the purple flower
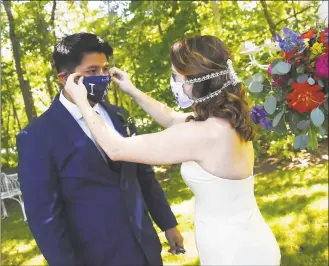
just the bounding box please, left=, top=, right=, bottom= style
left=250, top=106, right=272, bottom=130
left=260, top=118, right=272, bottom=130
left=273, top=27, right=306, bottom=53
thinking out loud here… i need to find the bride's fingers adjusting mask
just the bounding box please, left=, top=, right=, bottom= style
left=65, top=73, right=87, bottom=105
left=109, top=67, right=135, bottom=94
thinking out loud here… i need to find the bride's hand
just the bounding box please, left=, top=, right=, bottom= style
left=64, top=72, right=89, bottom=106
left=109, top=67, right=137, bottom=95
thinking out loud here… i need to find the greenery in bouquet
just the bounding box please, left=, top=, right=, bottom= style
left=246, top=26, right=328, bottom=150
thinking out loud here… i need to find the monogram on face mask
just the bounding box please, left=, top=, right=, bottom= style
left=170, top=76, right=194, bottom=109
left=83, top=75, right=111, bottom=103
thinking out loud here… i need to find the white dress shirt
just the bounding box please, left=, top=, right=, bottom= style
left=59, top=90, right=118, bottom=161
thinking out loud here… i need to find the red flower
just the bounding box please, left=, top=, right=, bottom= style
left=282, top=50, right=296, bottom=60
left=319, top=28, right=328, bottom=44
left=286, top=82, right=325, bottom=113
left=318, top=28, right=329, bottom=53
left=300, top=29, right=317, bottom=39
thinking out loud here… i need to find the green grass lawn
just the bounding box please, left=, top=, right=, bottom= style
left=1, top=162, right=328, bottom=266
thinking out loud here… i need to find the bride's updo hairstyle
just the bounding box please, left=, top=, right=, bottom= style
left=169, top=35, right=255, bottom=142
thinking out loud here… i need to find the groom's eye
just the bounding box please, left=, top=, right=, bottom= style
left=87, top=69, right=97, bottom=74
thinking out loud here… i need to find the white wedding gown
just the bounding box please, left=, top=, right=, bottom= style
left=181, top=161, right=281, bottom=265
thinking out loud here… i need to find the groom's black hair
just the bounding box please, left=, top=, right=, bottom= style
left=52, top=32, right=113, bottom=73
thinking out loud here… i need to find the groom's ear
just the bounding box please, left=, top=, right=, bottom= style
left=58, top=71, right=68, bottom=86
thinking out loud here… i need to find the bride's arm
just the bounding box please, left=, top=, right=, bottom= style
left=110, top=67, right=193, bottom=128
left=128, top=87, right=193, bottom=128
left=78, top=100, right=209, bottom=164
left=65, top=73, right=211, bottom=165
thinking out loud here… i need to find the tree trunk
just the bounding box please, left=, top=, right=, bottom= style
left=157, top=22, right=163, bottom=37
left=291, top=0, right=300, bottom=31
left=4, top=108, right=11, bottom=161
left=212, top=1, right=220, bottom=36
left=171, top=0, right=178, bottom=16
left=3, top=0, right=37, bottom=122
left=260, top=0, right=277, bottom=38
left=38, top=1, right=57, bottom=100
left=4, top=77, right=22, bottom=132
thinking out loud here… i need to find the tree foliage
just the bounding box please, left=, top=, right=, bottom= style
left=1, top=0, right=323, bottom=170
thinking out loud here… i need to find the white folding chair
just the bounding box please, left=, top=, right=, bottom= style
left=1, top=173, right=27, bottom=221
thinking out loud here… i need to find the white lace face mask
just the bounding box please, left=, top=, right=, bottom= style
left=170, top=76, right=194, bottom=109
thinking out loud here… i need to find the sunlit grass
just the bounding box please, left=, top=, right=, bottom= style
left=1, top=162, right=328, bottom=266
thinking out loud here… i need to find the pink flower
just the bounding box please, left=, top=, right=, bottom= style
left=272, top=75, right=286, bottom=87
left=315, top=53, right=328, bottom=79
left=267, top=64, right=272, bottom=76
left=267, top=64, right=288, bottom=87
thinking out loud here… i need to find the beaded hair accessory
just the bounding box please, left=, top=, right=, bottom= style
left=189, top=59, right=239, bottom=104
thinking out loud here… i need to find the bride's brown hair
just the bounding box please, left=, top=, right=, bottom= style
left=169, top=35, right=255, bottom=142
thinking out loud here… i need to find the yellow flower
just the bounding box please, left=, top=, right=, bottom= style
left=304, top=40, right=309, bottom=48
left=310, top=42, right=324, bottom=60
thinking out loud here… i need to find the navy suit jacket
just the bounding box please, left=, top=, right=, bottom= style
left=16, top=95, right=178, bottom=266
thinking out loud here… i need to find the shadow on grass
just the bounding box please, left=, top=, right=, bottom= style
left=278, top=208, right=328, bottom=266
left=255, top=164, right=328, bottom=266
left=254, top=164, right=328, bottom=197
left=156, top=165, right=194, bottom=205
left=1, top=201, right=46, bottom=265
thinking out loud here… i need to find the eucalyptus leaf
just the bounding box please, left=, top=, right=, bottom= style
left=318, top=79, right=325, bottom=87
left=253, top=73, right=264, bottom=83
left=248, top=81, right=263, bottom=93
left=264, top=95, right=277, bottom=115
left=272, top=109, right=285, bottom=127
left=307, top=77, right=315, bottom=85
left=271, top=62, right=291, bottom=75
left=310, top=108, right=325, bottom=127
left=296, top=74, right=308, bottom=83
left=297, top=120, right=311, bottom=130
left=293, top=134, right=309, bottom=150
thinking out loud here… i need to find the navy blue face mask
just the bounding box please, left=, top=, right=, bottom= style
left=82, top=75, right=111, bottom=103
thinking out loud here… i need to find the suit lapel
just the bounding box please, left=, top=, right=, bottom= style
left=99, top=102, right=139, bottom=183
left=48, top=96, right=136, bottom=186
left=100, top=102, right=128, bottom=137
left=48, top=95, right=110, bottom=171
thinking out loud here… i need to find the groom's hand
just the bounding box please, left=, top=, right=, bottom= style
left=165, top=227, right=185, bottom=255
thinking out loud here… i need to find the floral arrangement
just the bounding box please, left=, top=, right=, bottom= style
left=247, top=26, right=328, bottom=150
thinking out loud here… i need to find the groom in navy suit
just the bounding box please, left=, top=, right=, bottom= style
left=16, top=33, right=183, bottom=266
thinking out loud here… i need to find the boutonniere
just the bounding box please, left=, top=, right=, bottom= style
left=116, top=111, right=135, bottom=137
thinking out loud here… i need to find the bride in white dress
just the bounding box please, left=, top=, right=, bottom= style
left=65, top=35, right=281, bottom=265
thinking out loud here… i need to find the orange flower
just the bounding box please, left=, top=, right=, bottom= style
left=300, top=29, right=317, bottom=39
left=286, top=82, right=325, bottom=113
